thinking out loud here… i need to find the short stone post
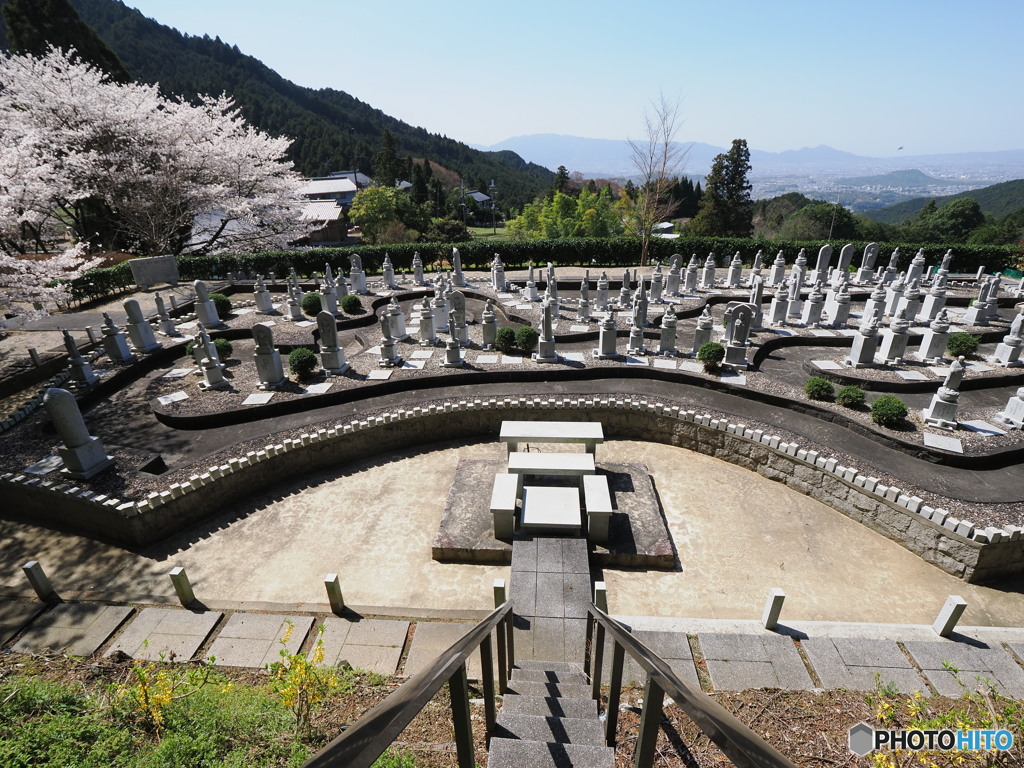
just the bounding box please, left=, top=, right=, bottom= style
left=593, top=311, right=618, bottom=359
left=594, top=581, right=608, bottom=613
left=169, top=566, right=196, bottom=606
left=44, top=387, right=113, bottom=479
left=86, top=326, right=99, bottom=344
left=762, top=588, right=785, bottom=630
left=324, top=573, right=345, bottom=614
left=493, top=578, right=507, bottom=608
left=23, top=561, right=58, bottom=601
left=691, top=307, right=713, bottom=355
left=28, top=347, right=42, bottom=367
left=658, top=305, right=678, bottom=355
left=932, top=595, right=967, bottom=638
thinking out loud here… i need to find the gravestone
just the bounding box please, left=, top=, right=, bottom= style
left=923, top=357, right=965, bottom=430
left=288, top=268, right=305, bottom=304
left=691, top=306, right=714, bottom=354
left=916, top=310, right=951, bottom=363
left=725, top=252, right=743, bottom=288
left=876, top=309, right=911, bottom=364
left=785, top=272, right=803, bottom=319
left=44, top=388, right=113, bottom=479
left=491, top=254, right=507, bottom=292
left=683, top=254, right=699, bottom=293
left=253, top=322, right=287, bottom=389
left=809, top=244, right=832, bottom=285
left=627, top=309, right=647, bottom=355
left=578, top=277, right=591, bottom=321
left=442, top=311, right=464, bottom=367
left=792, top=248, right=808, bottom=284
left=128, top=254, right=178, bottom=289
left=100, top=313, right=134, bottom=362
left=595, top=271, right=610, bottom=311
left=318, top=311, right=348, bottom=375
left=195, top=324, right=228, bottom=390
left=650, top=264, right=665, bottom=301
left=431, top=289, right=448, bottom=331
left=349, top=254, right=368, bottom=294
left=766, top=283, right=788, bottom=326
left=546, top=262, right=559, bottom=303
left=855, top=242, right=880, bottom=283
left=594, top=310, right=618, bottom=358
left=154, top=293, right=180, bottom=336
left=618, top=269, right=632, bottom=306
left=283, top=281, right=303, bottom=321
left=658, top=305, right=678, bottom=355
left=748, top=273, right=765, bottom=327
left=722, top=302, right=755, bottom=367
left=382, top=254, right=398, bottom=290
left=884, top=274, right=907, bottom=317
left=906, top=248, right=927, bottom=285
left=831, top=243, right=856, bottom=288
left=918, top=275, right=947, bottom=323
left=747, top=249, right=764, bottom=287
left=524, top=262, right=540, bottom=301
left=994, top=387, right=1024, bottom=429
left=963, top=278, right=994, bottom=326
left=254, top=274, right=275, bottom=314
left=700, top=253, right=717, bottom=290
left=992, top=307, right=1024, bottom=366
left=824, top=282, right=851, bottom=328
left=386, top=297, right=409, bottom=341
left=449, top=291, right=469, bottom=343
left=452, top=247, right=466, bottom=288
left=412, top=251, right=425, bottom=286
left=62, top=329, right=98, bottom=386
left=193, top=280, right=222, bottom=327
left=767, top=249, right=787, bottom=286
left=862, top=279, right=888, bottom=324
left=895, top=279, right=922, bottom=322
left=124, top=298, right=161, bottom=354
left=666, top=254, right=682, bottom=296
left=481, top=299, right=497, bottom=349
left=846, top=316, right=880, bottom=368
left=321, top=265, right=339, bottom=316
left=378, top=313, right=401, bottom=368
left=880, top=248, right=900, bottom=285
left=800, top=282, right=826, bottom=327
left=535, top=299, right=558, bottom=362
left=418, top=300, right=438, bottom=346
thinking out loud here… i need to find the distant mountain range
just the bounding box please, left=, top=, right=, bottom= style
left=862, top=179, right=1024, bottom=224
left=474, top=134, right=1024, bottom=184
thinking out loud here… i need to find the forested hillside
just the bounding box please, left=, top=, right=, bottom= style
left=863, top=179, right=1024, bottom=224
left=0, top=0, right=553, bottom=209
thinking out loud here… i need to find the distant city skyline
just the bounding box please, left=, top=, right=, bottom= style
left=121, top=0, right=1024, bottom=159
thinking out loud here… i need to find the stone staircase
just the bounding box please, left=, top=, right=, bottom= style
left=488, top=659, right=614, bottom=767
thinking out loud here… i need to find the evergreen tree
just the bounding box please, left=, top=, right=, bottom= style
left=2, top=0, right=130, bottom=82
left=372, top=129, right=400, bottom=188
left=553, top=165, right=571, bottom=195
left=689, top=139, right=753, bottom=237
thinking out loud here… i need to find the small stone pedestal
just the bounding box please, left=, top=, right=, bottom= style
left=442, top=340, right=464, bottom=367
left=995, top=388, right=1024, bottom=429
left=923, top=387, right=960, bottom=430
left=993, top=336, right=1023, bottom=367
left=198, top=356, right=228, bottom=390
left=195, top=299, right=222, bottom=328
left=320, top=347, right=349, bottom=375
left=846, top=325, right=880, bottom=368
left=627, top=325, right=646, bottom=355
left=255, top=288, right=275, bottom=314
left=724, top=343, right=748, bottom=368
left=594, top=314, right=618, bottom=359
left=378, top=338, right=402, bottom=368
left=534, top=337, right=558, bottom=363
left=419, top=310, right=438, bottom=346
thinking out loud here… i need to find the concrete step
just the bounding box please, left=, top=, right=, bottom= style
left=514, top=660, right=586, bottom=675
left=510, top=667, right=588, bottom=686
left=489, top=737, right=615, bottom=768
left=502, top=694, right=599, bottom=720
left=506, top=680, right=593, bottom=699
left=494, top=712, right=605, bottom=746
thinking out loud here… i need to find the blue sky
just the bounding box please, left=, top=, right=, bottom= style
left=123, top=0, right=1023, bottom=157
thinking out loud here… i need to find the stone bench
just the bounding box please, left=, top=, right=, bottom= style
left=500, top=420, right=604, bottom=455
left=583, top=474, right=613, bottom=544
left=507, top=451, right=596, bottom=484
left=520, top=485, right=582, bottom=534
left=490, top=473, right=519, bottom=540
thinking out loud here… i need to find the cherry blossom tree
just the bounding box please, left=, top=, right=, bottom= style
left=0, top=46, right=309, bottom=259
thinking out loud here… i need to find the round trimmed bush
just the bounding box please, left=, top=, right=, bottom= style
left=208, top=292, right=232, bottom=318
left=835, top=385, right=866, bottom=408
left=340, top=294, right=362, bottom=314
left=185, top=336, right=232, bottom=359
left=946, top=332, right=979, bottom=359
left=288, top=347, right=318, bottom=382
left=515, top=326, right=539, bottom=354
left=803, top=376, right=835, bottom=401
left=494, top=327, right=516, bottom=354
left=696, top=341, right=725, bottom=372
left=301, top=292, right=323, bottom=316
left=870, top=395, right=909, bottom=428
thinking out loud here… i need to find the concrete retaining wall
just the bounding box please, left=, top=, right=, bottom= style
left=2, top=394, right=1021, bottom=582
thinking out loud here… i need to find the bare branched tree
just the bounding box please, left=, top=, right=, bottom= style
left=625, top=94, right=687, bottom=265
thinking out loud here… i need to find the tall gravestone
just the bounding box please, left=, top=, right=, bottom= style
left=63, top=329, right=98, bottom=386
left=154, top=293, right=180, bottom=336
left=658, top=305, right=678, bottom=355
left=618, top=269, right=632, bottom=307
left=666, top=254, right=682, bottom=296
left=691, top=307, right=714, bottom=355
left=254, top=275, right=275, bottom=314
left=253, top=322, right=287, bottom=389
left=995, top=387, right=1024, bottom=429
left=321, top=265, right=339, bottom=316
left=992, top=307, right=1024, bottom=367
left=382, top=254, right=398, bottom=290
left=855, top=242, right=880, bottom=283
left=766, top=283, right=788, bottom=326
left=378, top=312, right=401, bottom=368
left=481, top=299, right=497, bottom=349
left=349, top=254, right=368, bottom=294
left=318, top=312, right=348, bottom=375
left=594, top=310, right=618, bottom=358
left=876, top=310, right=911, bottom=364
left=824, top=282, right=851, bottom=328
left=412, top=252, right=425, bottom=286
left=535, top=299, right=558, bottom=362
left=831, top=243, right=855, bottom=288
left=442, top=311, right=464, bottom=367
left=595, top=271, right=610, bottom=311
left=800, top=282, right=825, bottom=327
left=767, top=250, right=787, bottom=286
left=809, top=244, right=832, bottom=285
left=862, top=280, right=888, bottom=324
left=449, top=291, right=469, bottom=343
left=193, top=280, right=222, bottom=327
left=722, top=302, right=755, bottom=367
left=747, top=249, right=764, bottom=287
left=124, top=298, right=161, bottom=354
left=918, top=275, right=947, bottom=323
left=578, top=277, right=591, bottom=321
left=44, top=387, right=114, bottom=479
left=101, top=313, right=134, bottom=362
left=683, top=254, right=699, bottom=293
left=650, top=264, right=665, bottom=302
left=491, top=254, right=507, bottom=292
left=525, top=262, right=540, bottom=301
left=387, top=297, right=409, bottom=340
left=916, top=310, right=951, bottom=363
left=923, top=357, right=965, bottom=430
left=452, top=247, right=466, bottom=288
left=700, top=253, right=717, bottom=290
left=725, top=252, right=743, bottom=289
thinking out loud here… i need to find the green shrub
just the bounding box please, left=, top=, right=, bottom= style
left=835, top=385, right=866, bottom=407
left=185, top=336, right=232, bottom=359
left=803, top=376, right=835, bottom=401
left=871, top=395, right=909, bottom=427
left=494, top=327, right=516, bottom=354
left=340, top=294, right=363, bottom=314
left=946, top=332, right=979, bottom=358
left=301, top=292, right=323, bottom=316
left=515, top=326, right=539, bottom=354
left=208, top=292, right=232, bottom=318
left=696, top=341, right=725, bottom=372
left=288, top=347, right=318, bottom=382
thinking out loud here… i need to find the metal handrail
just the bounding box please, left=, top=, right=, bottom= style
left=302, top=601, right=514, bottom=768
left=586, top=606, right=797, bottom=768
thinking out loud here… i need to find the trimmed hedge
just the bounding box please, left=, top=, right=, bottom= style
left=697, top=341, right=725, bottom=372
left=871, top=395, right=909, bottom=427
left=803, top=376, right=835, bottom=401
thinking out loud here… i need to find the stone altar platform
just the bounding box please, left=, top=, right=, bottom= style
left=431, top=459, right=676, bottom=569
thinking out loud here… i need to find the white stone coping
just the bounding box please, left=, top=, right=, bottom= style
left=2, top=391, right=1020, bottom=553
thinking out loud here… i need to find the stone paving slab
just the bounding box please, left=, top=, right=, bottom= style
left=802, top=637, right=926, bottom=694
left=0, top=600, right=45, bottom=645
left=12, top=603, right=133, bottom=658
left=319, top=618, right=409, bottom=675
left=904, top=639, right=1024, bottom=698
left=105, top=607, right=221, bottom=663
left=206, top=612, right=313, bottom=668
left=619, top=630, right=700, bottom=688
left=562, top=538, right=590, bottom=575
left=510, top=569, right=537, bottom=617
left=403, top=621, right=481, bottom=679
left=699, top=632, right=812, bottom=691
